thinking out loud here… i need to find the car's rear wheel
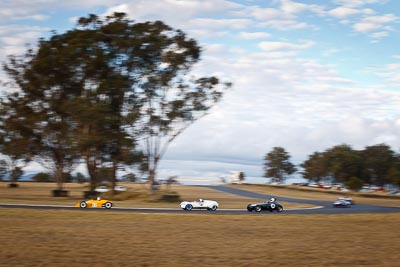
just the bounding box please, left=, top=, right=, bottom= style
left=80, top=201, right=87, bottom=208
left=210, top=205, right=217, bottom=211
left=255, top=206, right=262, bottom=212
left=104, top=202, right=112, bottom=209
left=185, top=204, right=193, bottom=211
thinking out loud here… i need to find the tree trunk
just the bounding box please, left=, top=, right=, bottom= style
left=148, top=155, right=160, bottom=192
left=52, top=164, right=69, bottom=197
left=111, top=160, right=117, bottom=196
left=55, top=165, right=63, bottom=191
left=85, top=154, right=97, bottom=191
left=148, top=168, right=155, bottom=191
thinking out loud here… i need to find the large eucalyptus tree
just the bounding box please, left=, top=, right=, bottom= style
left=1, top=13, right=230, bottom=192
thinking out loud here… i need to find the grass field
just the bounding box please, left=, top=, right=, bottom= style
left=0, top=209, right=399, bottom=267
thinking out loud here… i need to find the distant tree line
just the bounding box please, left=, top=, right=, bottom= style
left=0, top=13, right=230, bottom=194
left=264, top=144, right=400, bottom=189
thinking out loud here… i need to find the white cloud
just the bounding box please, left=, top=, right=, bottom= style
left=258, top=40, right=315, bottom=52
left=332, top=0, right=386, bottom=8
left=0, top=0, right=121, bottom=23
left=104, top=0, right=244, bottom=25
left=188, top=18, right=253, bottom=30
left=353, top=14, right=397, bottom=33
left=280, top=0, right=309, bottom=14
left=370, top=31, right=389, bottom=39
left=259, top=19, right=310, bottom=30
left=157, top=42, right=400, bottom=179
left=329, top=7, right=361, bottom=18
left=102, top=0, right=248, bottom=41
left=326, top=1, right=396, bottom=40
left=248, top=7, right=284, bottom=20
left=237, top=31, right=271, bottom=40
left=0, top=25, right=49, bottom=58
left=244, top=3, right=321, bottom=30
left=280, top=0, right=324, bottom=15
left=368, top=62, right=400, bottom=86
left=2, top=0, right=400, bottom=181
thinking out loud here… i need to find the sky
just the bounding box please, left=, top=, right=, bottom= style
left=1, top=0, right=400, bottom=183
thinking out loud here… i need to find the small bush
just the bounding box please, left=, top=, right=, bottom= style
left=52, top=190, right=69, bottom=197
left=100, top=190, right=181, bottom=202
left=32, top=173, right=53, bottom=182
left=101, top=190, right=150, bottom=201
left=157, top=192, right=181, bottom=202
left=72, top=172, right=88, bottom=183
left=345, top=176, right=364, bottom=191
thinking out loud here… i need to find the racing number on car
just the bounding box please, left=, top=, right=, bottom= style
left=92, top=203, right=97, bottom=207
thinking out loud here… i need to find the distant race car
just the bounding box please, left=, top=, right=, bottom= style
left=75, top=197, right=113, bottom=209
left=247, top=198, right=283, bottom=212
left=94, top=186, right=109, bottom=193
left=338, top=197, right=354, bottom=205
left=180, top=199, right=219, bottom=211
left=95, top=185, right=127, bottom=193
left=332, top=199, right=351, bottom=208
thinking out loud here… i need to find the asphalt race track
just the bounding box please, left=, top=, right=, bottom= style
left=203, top=185, right=400, bottom=214
left=0, top=185, right=399, bottom=215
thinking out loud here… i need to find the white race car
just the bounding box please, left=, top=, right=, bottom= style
left=338, top=197, right=354, bottom=205
left=332, top=199, right=351, bottom=208
left=180, top=199, right=219, bottom=211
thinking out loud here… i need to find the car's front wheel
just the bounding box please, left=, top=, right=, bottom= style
left=80, top=201, right=87, bottom=208
left=104, top=202, right=112, bottom=209
left=255, top=206, right=262, bottom=212
left=185, top=204, right=193, bottom=211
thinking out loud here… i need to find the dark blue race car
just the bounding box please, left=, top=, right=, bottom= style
left=247, top=198, right=283, bottom=212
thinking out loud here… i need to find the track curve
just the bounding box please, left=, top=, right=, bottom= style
left=0, top=185, right=399, bottom=214
left=203, top=185, right=400, bottom=214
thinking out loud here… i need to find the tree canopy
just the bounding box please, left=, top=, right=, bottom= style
left=0, top=13, right=231, bottom=192
left=301, top=143, right=399, bottom=186
left=264, top=147, right=296, bottom=183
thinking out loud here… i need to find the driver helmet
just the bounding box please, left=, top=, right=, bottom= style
left=270, top=197, right=276, bottom=202
left=199, top=199, right=203, bottom=202
left=97, top=197, right=101, bottom=201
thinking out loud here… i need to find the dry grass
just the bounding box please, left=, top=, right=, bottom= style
left=0, top=209, right=399, bottom=267
left=0, top=182, right=312, bottom=209
left=231, top=184, right=400, bottom=207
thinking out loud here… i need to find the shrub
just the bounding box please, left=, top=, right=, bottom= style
left=100, top=190, right=181, bottom=202
left=345, top=176, right=363, bottom=191
left=32, top=172, right=53, bottom=182
left=72, top=172, right=88, bottom=183
left=158, top=192, right=181, bottom=202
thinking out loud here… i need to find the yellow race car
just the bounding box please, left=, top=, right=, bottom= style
left=75, top=197, right=113, bottom=209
